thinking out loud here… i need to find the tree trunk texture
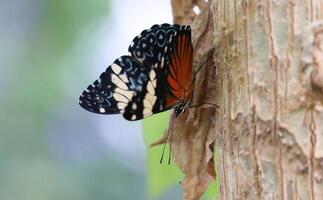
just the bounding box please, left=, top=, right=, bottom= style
left=170, top=0, right=323, bottom=199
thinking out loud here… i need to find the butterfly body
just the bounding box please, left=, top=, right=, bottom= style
left=79, top=24, right=193, bottom=120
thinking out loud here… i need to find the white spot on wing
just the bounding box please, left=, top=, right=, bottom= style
left=132, top=103, right=137, bottom=110
left=142, top=65, right=158, bottom=114
left=111, top=74, right=128, bottom=90
left=145, top=93, right=157, bottom=103
left=111, top=64, right=122, bottom=74
left=113, top=93, right=129, bottom=103
left=142, top=90, right=157, bottom=116
left=147, top=81, right=155, bottom=95
left=144, top=99, right=152, bottom=108
left=149, top=70, right=156, bottom=80
left=161, top=57, right=164, bottom=67
left=99, top=108, right=105, bottom=113
left=131, top=115, right=136, bottom=120
left=117, top=102, right=127, bottom=109
left=143, top=108, right=152, bottom=116
left=119, top=74, right=129, bottom=83
left=114, top=88, right=133, bottom=100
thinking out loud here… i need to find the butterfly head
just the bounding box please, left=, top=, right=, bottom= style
left=174, top=100, right=187, bottom=117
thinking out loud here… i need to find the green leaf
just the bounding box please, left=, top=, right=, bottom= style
left=142, top=112, right=183, bottom=198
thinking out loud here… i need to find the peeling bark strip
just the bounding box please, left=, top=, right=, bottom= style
left=166, top=0, right=323, bottom=199
left=242, top=0, right=251, bottom=105
left=308, top=110, right=316, bottom=200
left=251, top=103, right=262, bottom=199
left=264, top=0, right=279, bottom=148
left=278, top=143, right=285, bottom=200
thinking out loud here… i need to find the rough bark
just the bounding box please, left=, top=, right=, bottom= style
left=169, top=0, right=323, bottom=199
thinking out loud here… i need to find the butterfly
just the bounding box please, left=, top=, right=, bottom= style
left=79, top=23, right=193, bottom=120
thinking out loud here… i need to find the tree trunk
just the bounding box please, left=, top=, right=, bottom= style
left=170, top=0, right=323, bottom=199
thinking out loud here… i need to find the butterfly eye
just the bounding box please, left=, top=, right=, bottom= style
left=95, top=96, right=104, bottom=103
left=174, top=101, right=186, bottom=117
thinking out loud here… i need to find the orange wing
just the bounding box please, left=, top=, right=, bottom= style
left=166, top=29, right=193, bottom=107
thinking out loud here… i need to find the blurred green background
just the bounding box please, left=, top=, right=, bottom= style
left=0, top=0, right=217, bottom=199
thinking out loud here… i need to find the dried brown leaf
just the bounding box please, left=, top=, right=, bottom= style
left=171, top=0, right=196, bottom=25
left=162, top=1, right=217, bottom=200
left=171, top=108, right=216, bottom=200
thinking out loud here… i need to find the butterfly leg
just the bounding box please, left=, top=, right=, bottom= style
left=189, top=102, right=219, bottom=109
left=186, top=101, right=219, bottom=124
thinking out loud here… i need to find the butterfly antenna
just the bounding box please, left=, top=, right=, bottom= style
left=160, top=124, right=171, bottom=164
left=168, top=114, right=176, bottom=165
left=159, top=132, right=168, bottom=164
left=160, top=113, right=176, bottom=164
left=189, top=102, right=219, bottom=109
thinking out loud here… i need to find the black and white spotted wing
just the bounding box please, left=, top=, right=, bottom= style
left=123, top=24, right=193, bottom=120
left=79, top=56, right=149, bottom=114
left=128, top=23, right=179, bottom=69
left=79, top=24, right=193, bottom=121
